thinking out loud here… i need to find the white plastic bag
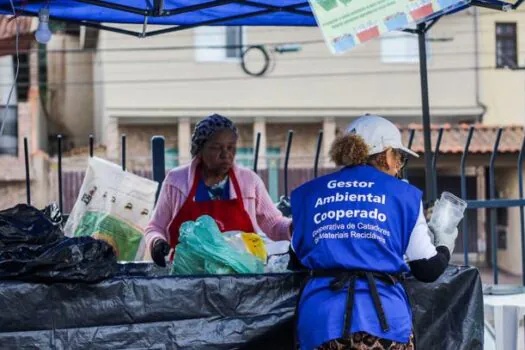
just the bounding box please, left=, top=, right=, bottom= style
left=64, top=157, right=158, bottom=261
left=264, top=254, right=291, bottom=273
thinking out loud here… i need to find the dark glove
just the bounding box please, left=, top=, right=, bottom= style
left=151, top=239, right=170, bottom=267
left=276, top=196, right=292, bottom=218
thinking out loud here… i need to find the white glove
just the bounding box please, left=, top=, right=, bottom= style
left=431, top=226, right=458, bottom=255
left=427, top=226, right=435, bottom=244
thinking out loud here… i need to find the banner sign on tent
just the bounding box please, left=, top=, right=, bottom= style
left=308, top=0, right=469, bottom=54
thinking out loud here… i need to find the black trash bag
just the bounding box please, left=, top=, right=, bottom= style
left=404, top=265, right=484, bottom=350
left=0, top=204, right=63, bottom=247
left=115, top=262, right=170, bottom=277
left=0, top=204, right=117, bottom=283
left=0, top=267, right=481, bottom=349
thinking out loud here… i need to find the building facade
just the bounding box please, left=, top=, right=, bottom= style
left=85, top=10, right=481, bottom=171
left=9, top=6, right=524, bottom=275
left=477, top=4, right=525, bottom=276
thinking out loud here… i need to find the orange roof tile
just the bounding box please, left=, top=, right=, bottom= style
left=0, top=15, right=32, bottom=40
left=0, top=15, right=34, bottom=56
left=400, top=124, right=525, bottom=154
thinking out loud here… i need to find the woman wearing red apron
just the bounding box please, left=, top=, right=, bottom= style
left=144, top=114, right=292, bottom=266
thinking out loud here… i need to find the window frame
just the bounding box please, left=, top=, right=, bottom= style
left=495, top=22, right=518, bottom=69
left=165, top=148, right=179, bottom=170
left=194, top=26, right=246, bottom=63
left=0, top=105, right=18, bottom=157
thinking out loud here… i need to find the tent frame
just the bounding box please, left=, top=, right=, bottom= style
left=2, top=0, right=524, bottom=202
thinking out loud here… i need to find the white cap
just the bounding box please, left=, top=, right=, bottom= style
left=344, top=115, right=419, bottom=158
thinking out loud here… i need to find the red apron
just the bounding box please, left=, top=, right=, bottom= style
left=167, top=166, right=255, bottom=258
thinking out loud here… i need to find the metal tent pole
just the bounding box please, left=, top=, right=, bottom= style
left=417, top=23, right=434, bottom=204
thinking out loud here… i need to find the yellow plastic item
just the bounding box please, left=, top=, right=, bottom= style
left=240, top=232, right=267, bottom=262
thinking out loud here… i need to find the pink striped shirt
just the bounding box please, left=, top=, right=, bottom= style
left=144, top=159, right=292, bottom=251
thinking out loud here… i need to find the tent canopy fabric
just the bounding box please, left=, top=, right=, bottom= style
left=0, top=0, right=520, bottom=28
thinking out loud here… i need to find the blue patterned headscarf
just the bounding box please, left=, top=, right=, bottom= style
left=191, top=114, right=238, bottom=157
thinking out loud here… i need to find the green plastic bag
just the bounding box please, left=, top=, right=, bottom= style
left=204, top=260, right=236, bottom=275
left=171, top=242, right=206, bottom=275
left=171, top=215, right=264, bottom=275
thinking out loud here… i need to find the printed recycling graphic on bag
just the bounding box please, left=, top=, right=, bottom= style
left=308, top=0, right=469, bottom=54
left=74, top=212, right=145, bottom=262
left=64, top=157, right=159, bottom=261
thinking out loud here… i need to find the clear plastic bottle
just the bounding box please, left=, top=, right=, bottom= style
left=429, top=191, right=467, bottom=235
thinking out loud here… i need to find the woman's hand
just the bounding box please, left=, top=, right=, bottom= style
left=151, top=239, right=170, bottom=267
left=277, top=196, right=292, bottom=217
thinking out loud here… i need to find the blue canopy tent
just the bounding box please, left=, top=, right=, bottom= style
left=0, top=0, right=523, bottom=203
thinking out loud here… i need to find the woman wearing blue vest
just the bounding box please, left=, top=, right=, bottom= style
left=290, top=115, right=457, bottom=350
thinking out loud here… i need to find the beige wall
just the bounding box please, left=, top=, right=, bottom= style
left=0, top=103, right=50, bottom=210
left=495, top=167, right=523, bottom=275
left=95, top=12, right=480, bottom=126
left=477, top=6, right=525, bottom=274
left=47, top=34, right=94, bottom=148
left=93, top=51, right=106, bottom=148
left=0, top=182, right=27, bottom=210
left=480, top=7, right=525, bottom=126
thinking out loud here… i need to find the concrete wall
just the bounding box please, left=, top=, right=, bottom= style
left=495, top=167, right=523, bottom=276
left=47, top=34, right=94, bottom=148
left=93, top=51, right=106, bottom=148
left=0, top=103, right=50, bottom=210
left=480, top=7, right=525, bottom=126
left=94, top=11, right=480, bottom=125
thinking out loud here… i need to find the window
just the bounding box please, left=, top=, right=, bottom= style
left=381, top=31, right=420, bottom=63
left=38, top=43, right=48, bottom=103
left=496, top=23, right=517, bottom=68
left=226, top=27, right=243, bottom=59
left=165, top=148, right=179, bottom=170
left=0, top=55, right=18, bottom=156
left=237, top=147, right=253, bottom=167
left=15, top=53, right=29, bottom=102
left=194, top=26, right=244, bottom=62
left=0, top=106, right=18, bottom=156
left=380, top=32, right=418, bottom=63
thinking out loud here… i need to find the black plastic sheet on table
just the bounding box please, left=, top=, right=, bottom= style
left=0, top=265, right=482, bottom=349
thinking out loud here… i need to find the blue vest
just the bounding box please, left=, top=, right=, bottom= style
left=291, top=165, right=422, bottom=349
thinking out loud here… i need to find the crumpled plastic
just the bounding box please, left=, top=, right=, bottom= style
left=41, top=202, right=63, bottom=225
left=0, top=204, right=117, bottom=283
left=224, top=231, right=268, bottom=262
left=265, top=254, right=291, bottom=273
left=171, top=215, right=264, bottom=275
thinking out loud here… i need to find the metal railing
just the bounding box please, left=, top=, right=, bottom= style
left=21, top=126, right=525, bottom=285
